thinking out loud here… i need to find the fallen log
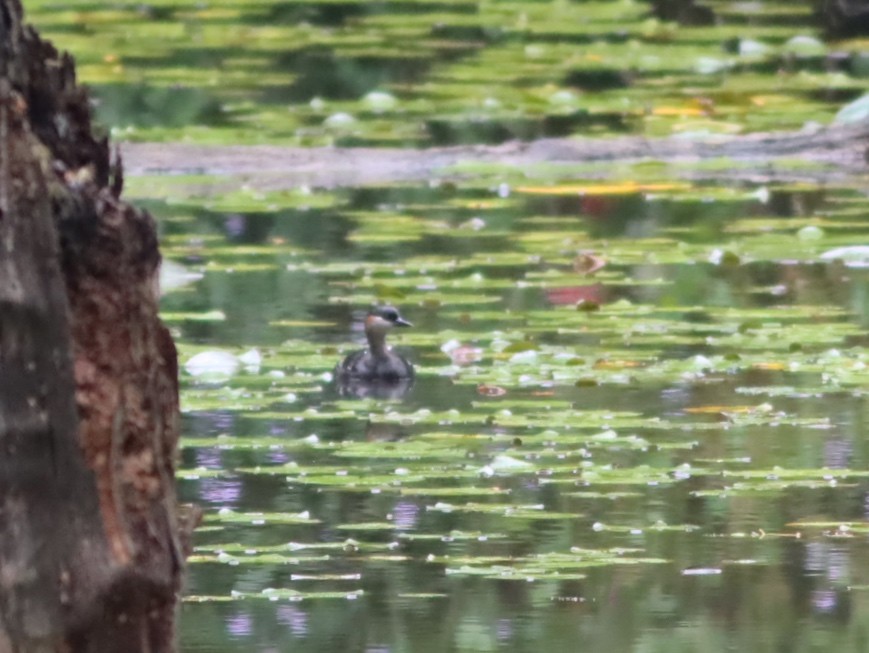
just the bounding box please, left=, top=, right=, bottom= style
left=122, top=118, right=869, bottom=189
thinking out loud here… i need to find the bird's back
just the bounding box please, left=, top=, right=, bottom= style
left=335, top=349, right=414, bottom=382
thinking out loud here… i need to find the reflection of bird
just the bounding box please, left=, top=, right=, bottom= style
left=335, top=306, right=414, bottom=387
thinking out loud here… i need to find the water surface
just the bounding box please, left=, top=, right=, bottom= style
left=24, top=0, right=869, bottom=651
left=156, top=176, right=869, bottom=652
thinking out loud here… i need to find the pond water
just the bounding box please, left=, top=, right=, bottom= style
left=147, top=174, right=869, bottom=653
left=25, top=0, right=869, bottom=651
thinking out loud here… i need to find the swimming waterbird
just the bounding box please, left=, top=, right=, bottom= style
left=334, top=306, right=415, bottom=387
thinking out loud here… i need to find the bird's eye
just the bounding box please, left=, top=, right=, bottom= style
left=384, top=308, right=398, bottom=321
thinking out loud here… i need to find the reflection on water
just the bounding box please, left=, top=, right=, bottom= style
left=335, top=375, right=414, bottom=400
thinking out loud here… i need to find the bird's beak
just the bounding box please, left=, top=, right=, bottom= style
left=395, top=317, right=412, bottom=328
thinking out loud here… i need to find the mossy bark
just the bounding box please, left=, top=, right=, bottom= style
left=0, top=0, right=189, bottom=650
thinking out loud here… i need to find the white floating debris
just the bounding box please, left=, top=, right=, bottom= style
left=694, top=56, right=731, bottom=75
left=835, top=93, right=869, bottom=125
left=489, top=454, right=534, bottom=474
left=509, top=349, right=538, bottom=365
left=738, top=39, right=770, bottom=57
left=441, top=339, right=462, bottom=354
left=159, top=260, right=203, bottom=294
left=797, top=225, right=824, bottom=241
left=238, top=348, right=262, bottom=372
left=362, top=90, right=398, bottom=111
left=185, top=350, right=239, bottom=382
left=692, top=354, right=712, bottom=368
left=820, top=245, right=869, bottom=268
left=783, top=34, right=825, bottom=56
left=548, top=89, right=579, bottom=106
left=708, top=248, right=739, bottom=265
left=682, top=567, right=722, bottom=576
left=459, top=217, right=486, bottom=231
left=324, top=112, right=356, bottom=127
left=750, top=186, right=770, bottom=203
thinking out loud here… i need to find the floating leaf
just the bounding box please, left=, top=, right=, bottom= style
left=516, top=182, right=691, bottom=196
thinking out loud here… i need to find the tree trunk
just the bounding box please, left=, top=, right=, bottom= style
left=0, top=0, right=190, bottom=650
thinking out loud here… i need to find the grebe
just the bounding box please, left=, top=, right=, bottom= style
left=335, top=306, right=414, bottom=383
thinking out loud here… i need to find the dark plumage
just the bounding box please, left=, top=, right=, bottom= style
left=334, top=306, right=414, bottom=383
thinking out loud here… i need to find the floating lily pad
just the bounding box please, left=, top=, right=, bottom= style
left=206, top=509, right=321, bottom=526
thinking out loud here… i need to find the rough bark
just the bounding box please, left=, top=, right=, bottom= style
left=814, top=0, right=869, bottom=37
left=0, top=0, right=188, bottom=650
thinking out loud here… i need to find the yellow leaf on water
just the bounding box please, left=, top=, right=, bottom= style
left=651, top=106, right=707, bottom=117
left=749, top=94, right=792, bottom=107
left=516, top=182, right=690, bottom=196
left=684, top=405, right=756, bottom=414
left=752, top=362, right=786, bottom=371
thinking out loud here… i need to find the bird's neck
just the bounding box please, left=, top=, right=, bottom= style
left=366, top=330, right=389, bottom=357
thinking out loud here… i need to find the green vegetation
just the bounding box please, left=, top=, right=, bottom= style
left=29, top=0, right=860, bottom=145
left=26, top=0, right=869, bottom=650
